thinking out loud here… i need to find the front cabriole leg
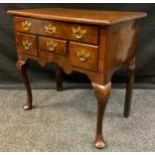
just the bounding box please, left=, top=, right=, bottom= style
left=16, top=60, right=32, bottom=110
left=92, top=82, right=112, bottom=149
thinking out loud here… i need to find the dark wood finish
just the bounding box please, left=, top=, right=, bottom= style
left=104, top=20, right=139, bottom=83
left=55, top=64, right=63, bottom=91
left=92, top=82, right=112, bottom=149
left=124, top=62, right=136, bottom=118
left=39, top=37, right=67, bottom=56
left=7, top=8, right=146, bottom=149
left=69, top=42, right=98, bottom=71
left=15, top=17, right=99, bottom=44
left=16, top=33, right=38, bottom=57
left=16, top=60, right=32, bottom=110
left=8, top=8, right=146, bottom=25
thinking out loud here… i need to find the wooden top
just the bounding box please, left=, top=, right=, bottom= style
left=7, top=8, right=147, bottom=25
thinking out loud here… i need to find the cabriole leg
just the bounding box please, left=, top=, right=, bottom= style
left=124, top=64, right=135, bottom=118
left=92, top=82, right=112, bottom=149
left=16, top=60, right=32, bottom=110
left=55, top=64, right=63, bottom=91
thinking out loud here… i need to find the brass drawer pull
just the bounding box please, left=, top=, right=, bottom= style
left=72, top=26, right=87, bottom=39
left=77, top=50, right=90, bottom=62
left=46, top=40, right=57, bottom=51
left=44, top=23, right=56, bottom=35
left=22, top=20, right=32, bottom=31
left=22, top=40, right=32, bottom=50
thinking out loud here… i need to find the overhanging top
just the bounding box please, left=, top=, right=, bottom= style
left=7, top=8, right=147, bottom=26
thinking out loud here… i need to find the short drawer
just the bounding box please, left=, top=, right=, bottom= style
left=15, top=17, right=99, bottom=44
left=15, top=17, right=40, bottom=34
left=39, top=37, right=67, bottom=55
left=69, top=42, right=98, bottom=71
left=16, top=33, right=38, bottom=57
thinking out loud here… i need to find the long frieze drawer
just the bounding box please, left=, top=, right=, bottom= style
left=69, top=42, right=98, bottom=72
left=39, top=36, right=67, bottom=56
left=14, top=17, right=99, bottom=44
left=16, top=33, right=38, bottom=57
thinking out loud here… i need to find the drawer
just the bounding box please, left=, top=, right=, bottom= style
left=42, top=21, right=99, bottom=44
left=39, top=37, right=67, bottom=56
left=15, top=17, right=99, bottom=44
left=16, top=33, right=38, bottom=57
left=15, top=17, right=41, bottom=34
left=69, top=42, right=98, bottom=71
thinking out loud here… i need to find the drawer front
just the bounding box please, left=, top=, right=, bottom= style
left=69, top=42, right=98, bottom=71
left=16, top=33, right=38, bottom=57
left=15, top=17, right=41, bottom=34
left=15, top=17, right=98, bottom=44
left=39, top=37, right=67, bottom=55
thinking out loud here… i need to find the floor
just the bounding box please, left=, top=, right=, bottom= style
left=0, top=88, right=155, bottom=151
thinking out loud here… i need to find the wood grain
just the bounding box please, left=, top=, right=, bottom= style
left=69, top=42, right=99, bottom=71
left=8, top=8, right=147, bottom=149
left=14, top=16, right=99, bottom=44
left=39, top=36, right=67, bottom=56
left=8, top=8, right=146, bottom=25
left=16, top=32, right=38, bottom=57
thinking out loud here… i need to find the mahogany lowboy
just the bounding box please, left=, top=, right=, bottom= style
left=7, top=8, right=146, bottom=149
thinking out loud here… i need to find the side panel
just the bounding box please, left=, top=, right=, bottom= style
left=104, top=20, right=139, bottom=82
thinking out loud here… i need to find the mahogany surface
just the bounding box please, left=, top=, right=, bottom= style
left=15, top=17, right=99, bottom=44
left=8, top=8, right=146, bottom=25
left=7, top=8, right=146, bottom=149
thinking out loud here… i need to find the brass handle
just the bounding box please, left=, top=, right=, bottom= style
left=72, top=26, right=87, bottom=39
left=77, top=50, right=90, bottom=62
left=44, top=23, right=56, bottom=35
left=22, top=40, right=32, bottom=50
left=22, top=20, right=32, bottom=31
left=46, top=40, right=57, bottom=51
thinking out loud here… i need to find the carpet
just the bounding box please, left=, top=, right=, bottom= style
left=0, top=87, right=155, bottom=151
